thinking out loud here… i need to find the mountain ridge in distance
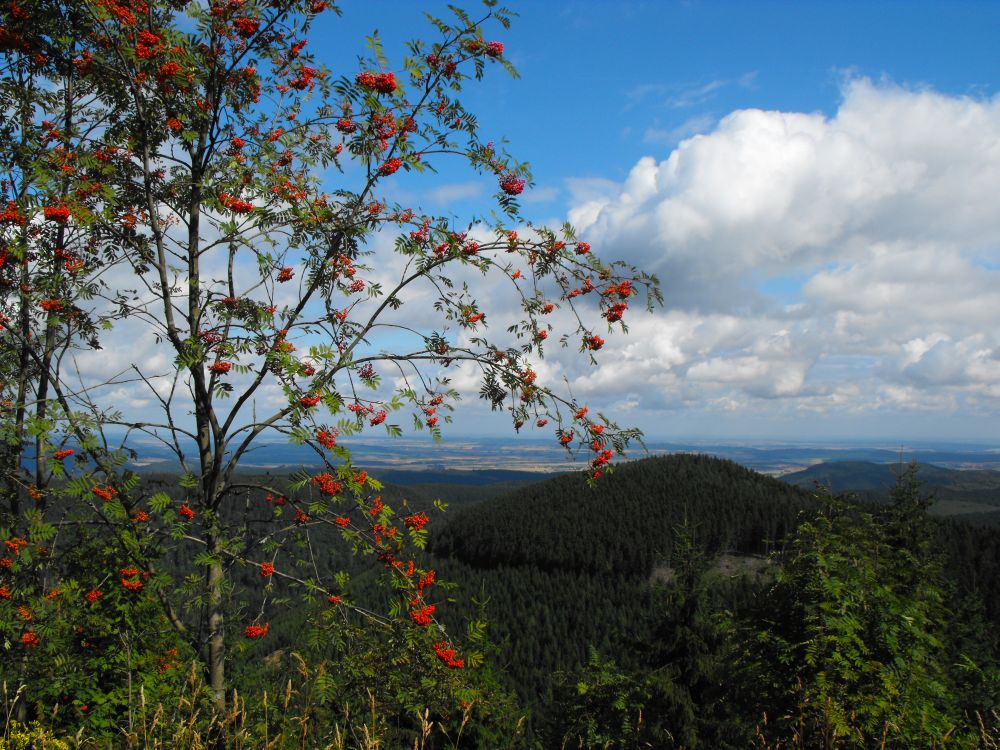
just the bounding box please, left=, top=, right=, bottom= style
left=782, top=460, right=1000, bottom=522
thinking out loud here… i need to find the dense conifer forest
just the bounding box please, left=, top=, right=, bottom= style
left=4, top=454, right=999, bottom=747
left=125, top=453, right=1000, bottom=746
left=423, top=455, right=1000, bottom=741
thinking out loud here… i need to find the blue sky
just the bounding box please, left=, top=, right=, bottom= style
left=482, top=1, right=998, bottom=185
left=94, top=2, right=1000, bottom=446
left=324, top=1, right=1000, bottom=190
left=311, top=2, right=1000, bottom=443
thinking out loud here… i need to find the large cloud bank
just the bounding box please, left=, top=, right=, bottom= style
left=560, top=80, right=1000, bottom=427
left=76, top=80, right=1000, bottom=440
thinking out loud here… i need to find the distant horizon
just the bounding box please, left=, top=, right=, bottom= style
left=112, top=426, right=1000, bottom=450
left=85, top=429, right=1000, bottom=478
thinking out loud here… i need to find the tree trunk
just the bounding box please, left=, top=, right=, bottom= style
left=207, top=539, right=226, bottom=715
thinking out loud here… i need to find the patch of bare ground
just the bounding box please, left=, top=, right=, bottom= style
left=651, top=553, right=771, bottom=585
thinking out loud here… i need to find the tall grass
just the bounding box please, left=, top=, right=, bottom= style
left=2, top=658, right=501, bottom=750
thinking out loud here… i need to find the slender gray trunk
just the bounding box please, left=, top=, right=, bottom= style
left=207, top=536, right=226, bottom=714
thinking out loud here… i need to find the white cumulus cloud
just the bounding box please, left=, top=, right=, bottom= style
left=561, top=79, right=1000, bottom=436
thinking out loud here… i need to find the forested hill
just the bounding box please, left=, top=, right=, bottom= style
left=782, top=459, right=1000, bottom=492
left=426, top=452, right=1000, bottom=722
left=431, top=453, right=815, bottom=577
left=425, top=454, right=820, bottom=710
left=783, top=460, right=1000, bottom=524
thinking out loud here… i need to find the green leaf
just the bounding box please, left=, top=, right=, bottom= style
left=148, top=492, right=172, bottom=512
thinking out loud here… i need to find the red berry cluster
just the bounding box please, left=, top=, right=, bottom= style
left=244, top=622, right=269, bottom=638
left=232, top=17, right=259, bottom=38
left=312, top=473, right=343, bottom=497
left=605, top=303, right=628, bottom=323
left=288, top=65, right=319, bottom=90
left=315, top=429, right=337, bottom=449
left=355, top=71, right=397, bottom=94
left=219, top=192, right=254, bottom=214
left=404, top=512, right=429, bottom=531
left=433, top=641, right=464, bottom=668
left=499, top=173, right=525, bottom=195
left=43, top=204, right=70, bottom=224
left=378, top=157, right=402, bottom=176
left=409, top=603, right=435, bottom=627
left=134, top=30, right=162, bottom=59
left=0, top=201, right=26, bottom=226
left=120, top=567, right=144, bottom=591
left=92, top=485, right=117, bottom=502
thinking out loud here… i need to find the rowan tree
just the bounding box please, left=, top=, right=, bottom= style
left=0, top=0, right=660, bottom=725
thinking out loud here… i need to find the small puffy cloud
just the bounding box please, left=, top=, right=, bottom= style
left=74, top=327, right=170, bottom=381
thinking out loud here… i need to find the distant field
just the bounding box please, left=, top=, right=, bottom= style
left=91, top=431, right=1000, bottom=477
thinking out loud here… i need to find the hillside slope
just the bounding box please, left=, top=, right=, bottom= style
left=425, top=454, right=1000, bottom=714
left=432, top=453, right=814, bottom=576
left=428, top=454, right=817, bottom=705
left=782, top=460, right=1000, bottom=522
